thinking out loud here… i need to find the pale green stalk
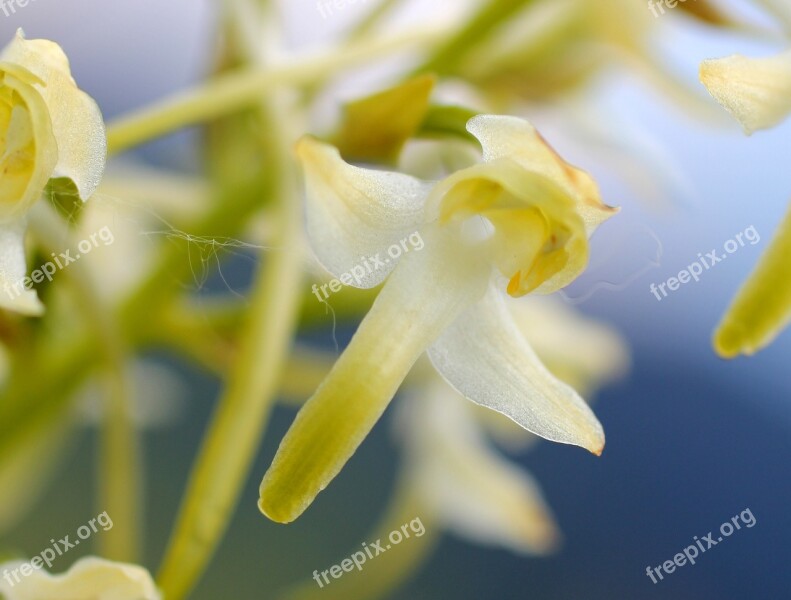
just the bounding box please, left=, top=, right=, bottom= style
left=28, top=203, right=140, bottom=563
left=155, top=93, right=305, bottom=598
left=106, top=26, right=451, bottom=156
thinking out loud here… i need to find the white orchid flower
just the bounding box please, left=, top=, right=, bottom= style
left=259, top=114, right=618, bottom=523
left=0, top=557, right=159, bottom=599
left=0, top=30, right=106, bottom=315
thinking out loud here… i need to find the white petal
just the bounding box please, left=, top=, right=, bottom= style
left=296, top=136, right=431, bottom=287
left=1, top=30, right=106, bottom=199
left=427, top=284, right=605, bottom=454
left=259, top=227, right=490, bottom=523
left=509, top=296, right=629, bottom=397
left=405, top=386, right=559, bottom=554
left=700, top=49, right=791, bottom=134
left=0, top=219, right=43, bottom=315
left=0, top=557, right=160, bottom=600
left=466, top=114, right=617, bottom=234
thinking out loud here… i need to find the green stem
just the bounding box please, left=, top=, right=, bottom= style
left=106, top=26, right=450, bottom=156
left=27, top=204, right=140, bottom=563
left=155, top=98, right=304, bottom=599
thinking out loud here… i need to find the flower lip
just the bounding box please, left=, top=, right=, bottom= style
left=428, top=157, right=588, bottom=297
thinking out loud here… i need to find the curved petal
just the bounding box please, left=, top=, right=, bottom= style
left=0, top=557, right=160, bottom=600
left=259, top=227, right=490, bottom=523
left=700, top=49, right=791, bottom=134
left=714, top=204, right=791, bottom=357
left=427, top=159, right=589, bottom=295
left=406, top=387, right=560, bottom=554
left=296, top=136, right=432, bottom=287
left=427, top=284, right=605, bottom=454
left=1, top=30, right=106, bottom=200
left=0, top=219, right=43, bottom=315
left=510, top=296, right=629, bottom=396
left=0, top=68, right=58, bottom=219
left=466, top=114, right=618, bottom=234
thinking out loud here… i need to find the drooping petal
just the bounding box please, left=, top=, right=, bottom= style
left=0, top=219, right=43, bottom=315
left=259, top=227, right=490, bottom=523
left=510, top=296, right=629, bottom=396
left=0, top=557, right=160, bottom=600
left=0, top=30, right=106, bottom=199
left=405, top=386, right=560, bottom=554
left=714, top=204, right=791, bottom=357
left=427, top=284, right=605, bottom=454
left=466, top=114, right=618, bottom=234
left=700, top=49, right=791, bottom=134
left=296, top=136, right=432, bottom=287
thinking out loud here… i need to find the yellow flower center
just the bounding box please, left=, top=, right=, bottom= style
left=436, top=168, right=587, bottom=297
left=0, top=80, right=36, bottom=206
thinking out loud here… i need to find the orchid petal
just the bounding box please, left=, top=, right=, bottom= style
left=296, top=136, right=431, bottom=287
left=259, top=228, right=489, bottom=523
left=0, top=557, right=160, bottom=600
left=466, top=114, right=618, bottom=233
left=0, top=30, right=106, bottom=200
left=0, top=219, right=43, bottom=315
left=427, top=284, right=605, bottom=454
left=0, top=68, right=57, bottom=219
left=510, top=296, right=629, bottom=396
left=407, top=387, right=560, bottom=554
left=700, top=49, right=791, bottom=134
left=714, top=204, right=791, bottom=357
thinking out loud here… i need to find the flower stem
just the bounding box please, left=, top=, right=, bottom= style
left=155, top=98, right=305, bottom=599
left=28, top=203, right=140, bottom=563
left=106, top=26, right=449, bottom=156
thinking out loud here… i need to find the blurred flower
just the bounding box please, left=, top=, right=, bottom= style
left=700, top=48, right=791, bottom=134
left=259, top=114, right=618, bottom=523
left=399, top=379, right=560, bottom=554
left=0, top=557, right=159, bottom=600
left=0, top=30, right=106, bottom=315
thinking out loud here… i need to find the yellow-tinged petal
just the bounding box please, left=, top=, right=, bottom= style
left=0, top=68, right=57, bottom=219
left=429, top=158, right=589, bottom=296
left=0, top=219, right=43, bottom=314
left=427, top=284, right=605, bottom=454
left=259, top=228, right=490, bottom=523
left=404, top=386, right=559, bottom=554
left=700, top=49, right=791, bottom=134
left=296, top=136, right=431, bottom=288
left=466, top=114, right=618, bottom=234
left=0, top=30, right=106, bottom=200
left=0, top=557, right=160, bottom=599
left=714, top=204, right=791, bottom=357
left=333, top=74, right=436, bottom=164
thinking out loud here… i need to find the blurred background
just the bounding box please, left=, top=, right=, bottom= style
left=1, top=1, right=790, bottom=598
